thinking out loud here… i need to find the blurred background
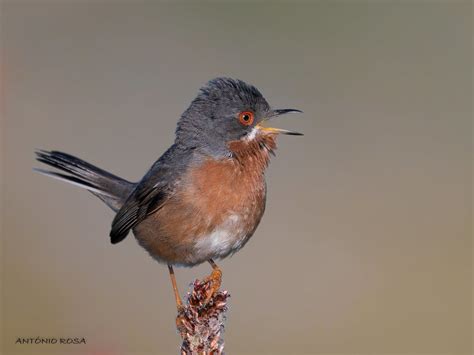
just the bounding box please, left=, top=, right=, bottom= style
left=1, top=1, right=472, bottom=354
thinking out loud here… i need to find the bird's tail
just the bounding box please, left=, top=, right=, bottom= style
left=34, top=150, right=136, bottom=212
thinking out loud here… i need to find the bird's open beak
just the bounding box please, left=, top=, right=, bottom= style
left=257, top=109, right=303, bottom=136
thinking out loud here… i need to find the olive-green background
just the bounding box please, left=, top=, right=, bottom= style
left=1, top=1, right=472, bottom=354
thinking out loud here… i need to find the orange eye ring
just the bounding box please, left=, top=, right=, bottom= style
left=238, top=111, right=254, bottom=126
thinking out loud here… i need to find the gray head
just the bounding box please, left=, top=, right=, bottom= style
left=175, top=77, right=302, bottom=156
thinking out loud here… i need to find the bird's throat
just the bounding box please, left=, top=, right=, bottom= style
left=227, top=133, right=277, bottom=172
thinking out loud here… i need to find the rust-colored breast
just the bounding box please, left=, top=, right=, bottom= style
left=133, top=134, right=277, bottom=266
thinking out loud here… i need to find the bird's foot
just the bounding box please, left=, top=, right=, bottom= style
left=176, top=303, right=185, bottom=314
left=202, top=267, right=222, bottom=304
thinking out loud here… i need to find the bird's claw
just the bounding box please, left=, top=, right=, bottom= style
left=176, top=303, right=185, bottom=314
left=202, top=268, right=222, bottom=304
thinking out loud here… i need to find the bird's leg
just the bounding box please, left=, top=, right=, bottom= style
left=203, top=259, right=222, bottom=303
left=168, top=264, right=183, bottom=311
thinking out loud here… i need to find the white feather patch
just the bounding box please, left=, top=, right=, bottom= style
left=194, top=214, right=246, bottom=258
left=244, top=127, right=259, bottom=141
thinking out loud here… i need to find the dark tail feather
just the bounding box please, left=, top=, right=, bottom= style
left=34, top=150, right=135, bottom=211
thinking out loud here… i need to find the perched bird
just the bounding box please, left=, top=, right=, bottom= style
left=35, top=77, right=302, bottom=307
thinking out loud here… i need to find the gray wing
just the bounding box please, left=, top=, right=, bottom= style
left=109, top=144, right=192, bottom=244
left=109, top=185, right=169, bottom=244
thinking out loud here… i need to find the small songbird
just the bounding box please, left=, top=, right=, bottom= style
left=35, top=77, right=302, bottom=307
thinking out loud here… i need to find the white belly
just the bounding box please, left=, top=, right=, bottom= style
left=193, top=214, right=248, bottom=261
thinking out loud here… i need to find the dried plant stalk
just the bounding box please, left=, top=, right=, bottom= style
left=176, top=278, right=230, bottom=354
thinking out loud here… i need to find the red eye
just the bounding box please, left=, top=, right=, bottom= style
left=238, top=111, right=254, bottom=126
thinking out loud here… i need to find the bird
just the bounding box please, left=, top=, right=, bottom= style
left=34, top=77, right=302, bottom=307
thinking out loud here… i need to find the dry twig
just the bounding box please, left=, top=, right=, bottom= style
left=176, top=277, right=230, bottom=354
